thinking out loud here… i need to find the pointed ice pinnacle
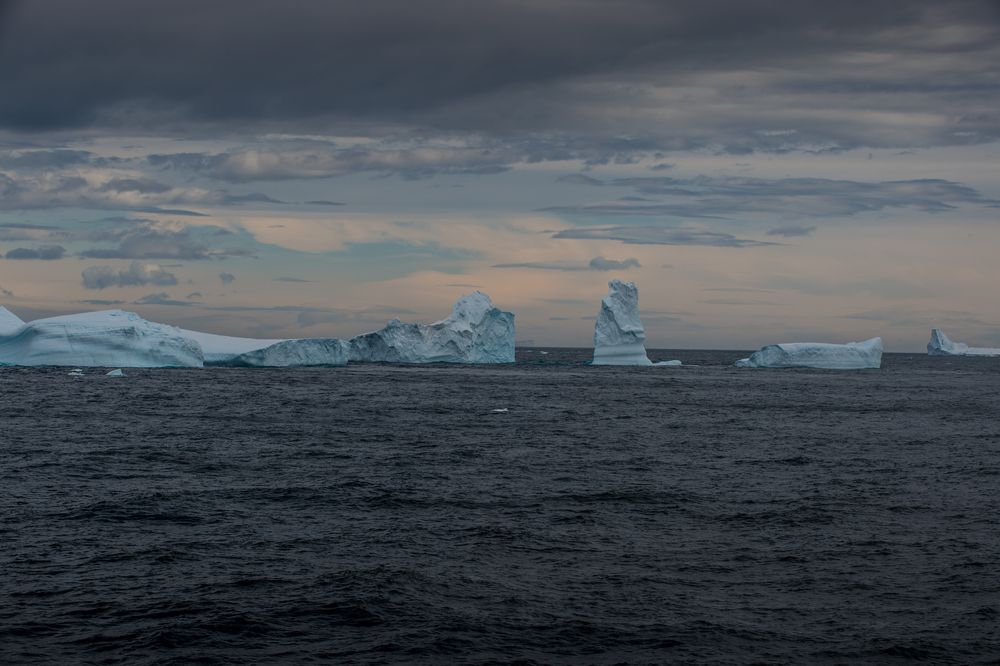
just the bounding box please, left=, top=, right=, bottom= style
left=592, top=280, right=652, bottom=365
left=927, top=328, right=1000, bottom=357
left=105, top=368, right=125, bottom=377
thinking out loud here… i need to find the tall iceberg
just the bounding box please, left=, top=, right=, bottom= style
left=348, top=291, right=514, bottom=363
left=226, top=338, right=349, bottom=367
left=927, top=329, right=1000, bottom=357
left=592, top=280, right=652, bottom=365
left=735, top=338, right=883, bottom=369
left=0, top=310, right=204, bottom=367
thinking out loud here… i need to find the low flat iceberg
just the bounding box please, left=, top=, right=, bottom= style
left=348, top=292, right=514, bottom=363
left=0, top=310, right=204, bottom=367
left=178, top=328, right=286, bottom=365
left=592, top=280, right=653, bottom=365
left=226, top=338, right=349, bottom=367
left=927, top=329, right=1000, bottom=357
left=735, top=338, right=883, bottom=369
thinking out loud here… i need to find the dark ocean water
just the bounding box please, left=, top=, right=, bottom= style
left=2, top=349, right=999, bottom=665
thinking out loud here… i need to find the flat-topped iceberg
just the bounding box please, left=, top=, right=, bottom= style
left=735, top=337, right=883, bottom=369
left=927, top=329, right=1000, bottom=357
left=0, top=309, right=204, bottom=367
left=348, top=291, right=514, bottom=363
left=226, top=338, right=349, bottom=367
left=592, top=280, right=652, bottom=365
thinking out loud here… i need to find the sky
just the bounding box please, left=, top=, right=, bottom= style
left=0, top=0, right=998, bottom=350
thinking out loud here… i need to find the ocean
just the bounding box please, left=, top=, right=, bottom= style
left=2, top=349, right=999, bottom=664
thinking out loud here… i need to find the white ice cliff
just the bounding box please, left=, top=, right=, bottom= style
left=927, top=329, right=1000, bottom=357
left=592, top=280, right=653, bottom=365
left=347, top=292, right=515, bottom=363
left=735, top=338, right=883, bottom=369
left=226, top=338, right=349, bottom=367
left=0, top=310, right=204, bottom=367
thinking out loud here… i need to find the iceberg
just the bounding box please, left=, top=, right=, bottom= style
left=0, top=310, right=204, bottom=367
left=592, top=280, right=653, bottom=365
left=735, top=338, right=883, bottom=369
left=927, top=329, right=1000, bottom=357
left=0, top=306, right=25, bottom=336
left=347, top=292, right=514, bottom=363
left=106, top=368, right=125, bottom=377
left=178, top=328, right=285, bottom=365
left=226, top=338, right=348, bottom=367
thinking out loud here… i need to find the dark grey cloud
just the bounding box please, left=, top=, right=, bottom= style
left=4, top=244, right=65, bottom=260
left=79, top=299, right=125, bottom=305
left=544, top=176, right=997, bottom=220
left=588, top=256, right=640, bottom=271
left=274, top=276, right=311, bottom=283
left=81, top=261, right=178, bottom=289
left=767, top=225, right=817, bottom=237
left=0, top=1, right=995, bottom=152
left=134, top=292, right=196, bottom=306
left=553, top=226, right=775, bottom=247
left=0, top=149, right=92, bottom=168
left=219, top=272, right=235, bottom=284
left=557, top=174, right=604, bottom=186
left=0, top=169, right=284, bottom=213
left=81, top=224, right=249, bottom=260
left=493, top=256, right=640, bottom=271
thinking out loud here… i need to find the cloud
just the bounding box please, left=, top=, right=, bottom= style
left=544, top=176, right=997, bottom=220
left=4, top=245, right=66, bottom=260
left=493, top=255, right=640, bottom=271
left=81, top=223, right=249, bottom=260
left=274, top=276, right=311, bottom=282
left=219, top=272, right=236, bottom=284
left=553, top=226, right=776, bottom=247
left=0, top=1, right=997, bottom=153
left=557, top=174, right=604, bottom=186
left=0, top=222, right=62, bottom=241
left=588, top=256, right=640, bottom=270
left=767, top=225, right=817, bottom=237
left=79, top=299, right=125, bottom=305
left=134, top=292, right=196, bottom=306
left=0, top=149, right=93, bottom=168
left=81, top=261, right=178, bottom=289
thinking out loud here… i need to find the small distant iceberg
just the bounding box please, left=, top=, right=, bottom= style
left=105, top=368, right=125, bottom=377
left=592, top=280, right=653, bottom=365
left=735, top=338, right=883, bottom=369
left=927, top=329, right=1000, bottom=357
left=348, top=292, right=515, bottom=363
left=653, top=359, right=682, bottom=367
left=0, top=310, right=204, bottom=368
left=226, top=338, right=349, bottom=367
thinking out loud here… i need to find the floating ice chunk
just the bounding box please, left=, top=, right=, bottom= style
left=68, top=368, right=84, bottom=376
left=225, top=338, right=349, bottom=367
left=490, top=408, right=509, bottom=413
left=178, top=328, right=286, bottom=365
left=653, top=360, right=682, bottom=366
left=348, top=292, right=515, bottom=363
left=0, top=310, right=204, bottom=368
left=592, top=280, right=652, bottom=365
left=105, top=368, right=125, bottom=377
left=927, top=329, right=1000, bottom=357
left=735, top=338, right=883, bottom=369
